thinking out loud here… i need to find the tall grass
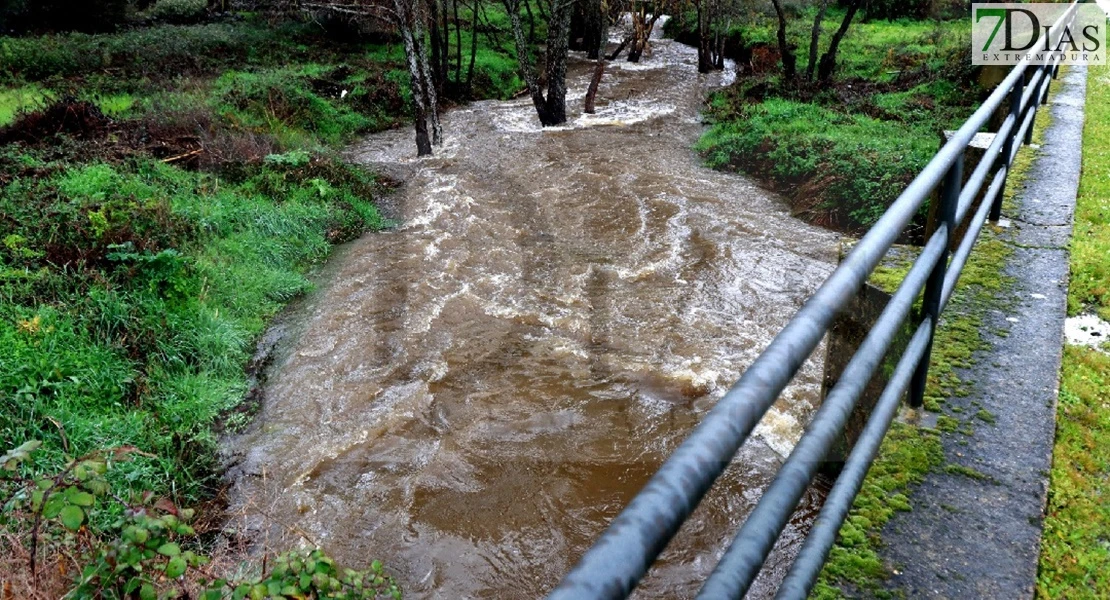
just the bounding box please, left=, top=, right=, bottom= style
left=0, top=154, right=383, bottom=503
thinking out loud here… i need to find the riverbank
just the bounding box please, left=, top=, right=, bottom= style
left=666, top=7, right=975, bottom=235
left=0, top=8, right=534, bottom=597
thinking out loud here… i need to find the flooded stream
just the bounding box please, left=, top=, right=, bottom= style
left=226, top=25, right=841, bottom=599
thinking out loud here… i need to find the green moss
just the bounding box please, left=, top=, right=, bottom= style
left=1037, top=64, right=1110, bottom=597
left=812, top=424, right=944, bottom=599
left=974, top=409, right=996, bottom=425
left=943, top=464, right=992, bottom=482
left=814, top=60, right=1064, bottom=600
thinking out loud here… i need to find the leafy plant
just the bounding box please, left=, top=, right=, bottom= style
left=2, top=442, right=401, bottom=599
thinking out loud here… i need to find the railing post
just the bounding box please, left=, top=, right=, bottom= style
left=1026, top=66, right=1046, bottom=145
left=991, top=71, right=1024, bottom=222
left=908, top=154, right=963, bottom=408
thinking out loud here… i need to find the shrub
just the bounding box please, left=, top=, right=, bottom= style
left=147, top=0, right=207, bottom=24
left=0, top=0, right=128, bottom=33
left=213, top=67, right=374, bottom=147
left=858, top=0, right=931, bottom=21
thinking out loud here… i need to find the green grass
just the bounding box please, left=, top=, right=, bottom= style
left=1066, top=66, right=1110, bottom=322
left=0, top=153, right=383, bottom=504
left=1036, top=63, right=1110, bottom=598
left=697, top=97, right=942, bottom=228
left=690, top=10, right=974, bottom=232
left=0, top=84, right=53, bottom=125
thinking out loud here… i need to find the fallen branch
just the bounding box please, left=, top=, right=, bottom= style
left=161, top=149, right=203, bottom=164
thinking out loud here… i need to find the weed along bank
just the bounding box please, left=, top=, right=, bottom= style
left=0, top=1, right=1104, bottom=598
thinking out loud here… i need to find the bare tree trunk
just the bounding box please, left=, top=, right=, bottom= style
left=817, top=0, right=861, bottom=84
left=507, top=0, right=554, bottom=123
left=696, top=0, right=713, bottom=73
left=584, top=0, right=604, bottom=59
left=542, top=0, right=573, bottom=124
left=415, top=8, right=443, bottom=144
left=607, top=34, right=631, bottom=60
left=396, top=0, right=434, bottom=155
left=807, top=0, right=829, bottom=80
left=429, top=0, right=445, bottom=94
left=584, top=59, right=605, bottom=113
left=628, top=9, right=661, bottom=63
left=507, top=0, right=572, bottom=125
left=769, top=0, right=796, bottom=81
left=454, top=0, right=463, bottom=86
left=466, top=0, right=479, bottom=95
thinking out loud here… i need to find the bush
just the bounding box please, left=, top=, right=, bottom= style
left=0, top=22, right=305, bottom=82
left=147, top=0, right=207, bottom=23
left=0, top=0, right=128, bottom=33
left=858, top=0, right=931, bottom=21
left=213, top=67, right=375, bottom=147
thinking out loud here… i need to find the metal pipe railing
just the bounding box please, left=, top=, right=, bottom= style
left=550, top=3, right=1078, bottom=598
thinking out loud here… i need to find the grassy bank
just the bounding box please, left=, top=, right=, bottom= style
left=1037, top=63, right=1110, bottom=597
left=0, top=8, right=536, bottom=596
left=676, top=9, right=975, bottom=233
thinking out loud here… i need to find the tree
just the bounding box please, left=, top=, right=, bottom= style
left=768, top=0, right=862, bottom=86
left=294, top=0, right=443, bottom=155
left=386, top=0, right=442, bottom=154
left=507, top=0, right=574, bottom=126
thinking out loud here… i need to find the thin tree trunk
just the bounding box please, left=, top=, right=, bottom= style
left=523, top=0, right=537, bottom=44
left=817, top=0, right=861, bottom=83
left=696, top=0, right=713, bottom=73
left=466, top=0, right=479, bottom=95
left=429, top=0, right=444, bottom=93
left=454, top=0, right=463, bottom=86
left=413, top=0, right=443, bottom=144
left=769, top=0, right=796, bottom=81
left=608, top=34, right=631, bottom=60
left=807, top=0, right=829, bottom=80
left=584, top=59, right=605, bottom=113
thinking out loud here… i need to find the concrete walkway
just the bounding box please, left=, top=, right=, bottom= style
left=877, top=67, right=1087, bottom=598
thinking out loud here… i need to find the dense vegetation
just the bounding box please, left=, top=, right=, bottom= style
left=1038, top=64, right=1110, bottom=597
left=669, top=7, right=979, bottom=234
left=0, top=3, right=534, bottom=596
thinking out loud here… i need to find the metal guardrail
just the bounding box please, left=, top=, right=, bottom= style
left=549, top=3, right=1079, bottom=598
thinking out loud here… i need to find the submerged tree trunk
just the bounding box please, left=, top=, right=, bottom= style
left=507, top=0, right=572, bottom=126
left=542, top=0, right=573, bottom=124
left=627, top=6, right=653, bottom=63
left=395, top=0, right=442, bottom=154
left=817, top=0, right=861, bottom=83
left=696, top=0, right=714, bottom=73
left=584, top=59, right=605, bottom=113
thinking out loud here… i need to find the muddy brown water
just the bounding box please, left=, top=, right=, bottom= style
left=225, top=26, right=842, bottom=599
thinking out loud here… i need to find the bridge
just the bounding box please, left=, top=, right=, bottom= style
left=550, top=3, right=1086, bottom=598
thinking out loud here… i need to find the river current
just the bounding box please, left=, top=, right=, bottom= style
left=225, top=24, right=841, bottom=599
